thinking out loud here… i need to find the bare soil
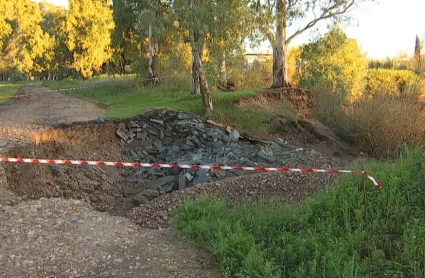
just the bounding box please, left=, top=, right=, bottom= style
left=235, top=88, right=359, bottom=158
left=0, top=85, right=219, bottom=278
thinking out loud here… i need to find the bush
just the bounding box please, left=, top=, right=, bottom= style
left=296, top=27, right=368, bottom=98
left=339, top=94, right=425, bottom=158
left=313, top=71, right=425, bottom=158
left=365, top=69, right=424, bottom=97
left=173, top=149, right=425, bottom=277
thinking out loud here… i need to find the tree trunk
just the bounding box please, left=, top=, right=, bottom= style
left=192, top=43, right=213, bottom=111
left=272, top=0, right=290, bottom=88
left=148, top=24, right=159, bottom=84
left=218, top=52, right=227, bottom=86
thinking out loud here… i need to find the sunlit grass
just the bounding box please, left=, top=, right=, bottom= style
left=0, top=82, right=32, bottom=104
left=43, top=76, right=284, bottom=135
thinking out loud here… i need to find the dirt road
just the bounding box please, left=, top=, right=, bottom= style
left=0, top=85, right=218, bottom=278
left=0, top=84, right=104, bottom=147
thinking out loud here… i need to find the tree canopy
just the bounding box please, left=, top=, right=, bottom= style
left=67, top=0, right=115, bottom=78
left=297, top=26, right=368, bottom=97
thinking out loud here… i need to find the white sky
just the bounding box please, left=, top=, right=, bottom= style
left=35, top=0, right=425, bottom=59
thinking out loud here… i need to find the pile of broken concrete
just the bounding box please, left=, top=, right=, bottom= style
left=115, top=110, right=332, bottom=202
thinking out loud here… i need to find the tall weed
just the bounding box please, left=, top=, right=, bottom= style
left=173, top=149, right=425, bottom=277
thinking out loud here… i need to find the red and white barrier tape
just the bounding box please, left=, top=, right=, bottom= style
left=0, top=74, right=187, bottom=99
left=0, top=157, right=381, bottom=189
left=0, top=94, right=31, bottom=99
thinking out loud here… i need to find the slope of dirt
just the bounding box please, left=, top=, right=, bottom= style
left=3, top=123, right=131, bottom=213
left=234, top=88, right=358, bottom=157
left=235, top=88, right=313, bottom=117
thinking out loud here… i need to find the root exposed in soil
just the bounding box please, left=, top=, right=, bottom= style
left=235, top=87, right=313, bottom=117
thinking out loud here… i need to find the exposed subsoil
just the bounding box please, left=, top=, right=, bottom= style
left=0, top=84, right=354, bottom=277
left=235, top=88, right=359, bottom=157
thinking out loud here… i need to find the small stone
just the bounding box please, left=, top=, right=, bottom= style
left=154, top=141, right=163, bottom=150
left=130, top=127, right=142, bottom=133
left=133, top=194, right=148, bottom=205
left=143, top=176, right=177, bottom=190
left=114, top=258, right=124, bottom=263
left=212, top=171, right=226, bottom=179
left=257, top=149, right=275, bottom=163
left=116, top=129, right=128, bottom=141
left=184, top=173, right=193, bottom=182
left=229, top=129, right=240, bottom=141
left=177, top=113, right=190, bottom=120
left=70, top=218, right=78, bottom=223
left=149, top=130, right=158, bottom=136
left=150, top=119, right=164, bottom=125
left=137, top=132, right=147, bottom=140
left=97, top=116, right=105, bottom=123
left=139, top=189, right=160, bottom=199
left=178, top=172, right=186, bottom=190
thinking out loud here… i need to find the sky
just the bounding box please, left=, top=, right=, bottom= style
left=36, top=0, right=425, bottom=59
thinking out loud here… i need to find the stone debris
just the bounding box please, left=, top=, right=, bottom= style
left=116, top=110, right=338, bottom=200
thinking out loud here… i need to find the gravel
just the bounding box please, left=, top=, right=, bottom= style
left=0, top=198, right=218, bottom=278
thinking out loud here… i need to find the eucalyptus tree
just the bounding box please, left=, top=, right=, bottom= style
left=172, top=0, right=252, bottom=111
left=252, top=0, right=374, bottom=88
left=0, top=0, right=49, bottom=78
left=67, top=0, right=115, bottom=78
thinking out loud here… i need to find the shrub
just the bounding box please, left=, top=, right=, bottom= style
left=296, top=27, right=368, bottom=98
left=173, top=149, right=425, bottom=277
left=365, top=69, right=424, bottom=97
left=340, top=94, right=425, bottom=158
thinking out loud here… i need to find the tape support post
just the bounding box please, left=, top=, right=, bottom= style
left=0, top=157, right=381, bottom=189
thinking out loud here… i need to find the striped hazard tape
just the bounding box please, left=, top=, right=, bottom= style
left=0, top=94, right=31, bottom=99
left=0, top=74, right=186, bottom=99
left=0, top=157, right=381, bottom=189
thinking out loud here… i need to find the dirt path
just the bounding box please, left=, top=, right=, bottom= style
left=0, top=84, right=104, bottom=148
left=0, top=85, right=219, bottom=278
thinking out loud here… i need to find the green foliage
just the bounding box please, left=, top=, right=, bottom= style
left=173, top=148, right=425, bottom=277
left=297, top=27, right=368, bottom=97
left=37, top=1, right=70, bottom=78
left=0, top=0, right=50, bottom=76
left=0, top=82, right=28, bottom=104
left=67, top=0, right=115, bottom=78
left=365, top=69, right=422, bottom=96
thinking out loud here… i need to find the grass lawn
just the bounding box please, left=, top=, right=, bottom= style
left=0, top=82, right=32, bottom=105
left=173, top=148, right=425, bottom=278
left=44, top=76, right=290, bottom=135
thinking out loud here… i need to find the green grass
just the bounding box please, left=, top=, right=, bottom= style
left=173, top=148, right=425, bottom=278
left=0, top=82, right=32, bottom=104
left=44, top=76, right=289, bottom=135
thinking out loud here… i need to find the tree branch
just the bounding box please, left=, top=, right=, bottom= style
left=286, top=0, right=356, bottom=45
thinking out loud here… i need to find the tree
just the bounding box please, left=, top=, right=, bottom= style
left=253, top=0, right=372, bottom=88
left=135, top=0, right=175, bottom=83
left=172, top=0, right=251, bottom=111
left=297, top=26, right=367, bottom=98
left=0, top=0, right=49, bottom=78
left=0, top=0, right=12, bottom=50
left=415, top=35, right=421, bottom=71
left=37, top=1, right=69, bottom=79
left=66, top=0, right=115, bottom=78
left=112, top=0, right=144, bottom=75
